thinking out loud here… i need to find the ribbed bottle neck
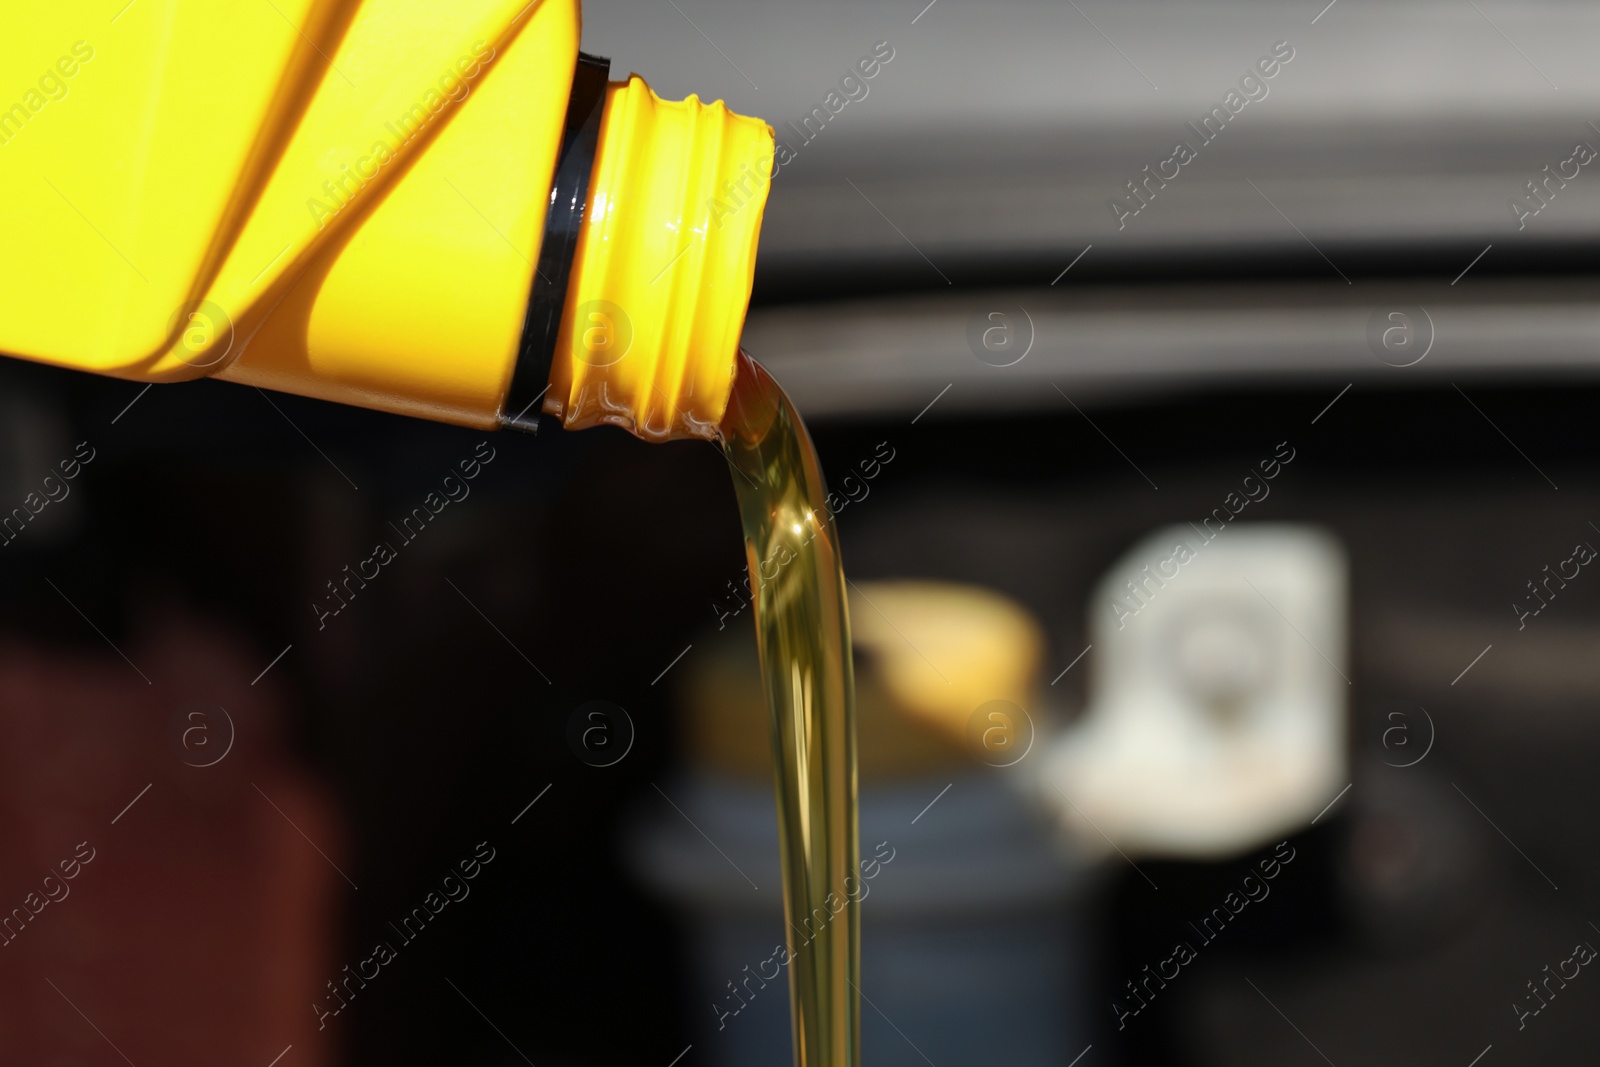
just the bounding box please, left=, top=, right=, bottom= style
left=541, top=76, right=775, bottom=442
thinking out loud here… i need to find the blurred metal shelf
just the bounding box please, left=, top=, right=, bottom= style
left=742, top=279, right=1600, bottom=419
left=587, top=0, right=1600, bottom=269
left=757, top=118, right=1600, bottom=266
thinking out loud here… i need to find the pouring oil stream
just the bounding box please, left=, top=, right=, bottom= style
left=721, top=350, right=861, bottom=1067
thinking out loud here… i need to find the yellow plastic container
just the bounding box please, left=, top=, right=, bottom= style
left=0, top=0, right=773, bottom=440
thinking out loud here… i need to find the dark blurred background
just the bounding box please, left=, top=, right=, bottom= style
left=5, top=1, right=1600, bottom=1065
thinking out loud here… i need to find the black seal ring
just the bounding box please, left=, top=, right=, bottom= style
left=501, top=52, right=611, bottom=433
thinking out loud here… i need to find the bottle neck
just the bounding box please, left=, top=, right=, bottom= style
left=537, top=75, right=775, bottom=442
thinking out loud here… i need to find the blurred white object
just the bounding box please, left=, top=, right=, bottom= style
left=1041, top=523, right=1347, bottom=859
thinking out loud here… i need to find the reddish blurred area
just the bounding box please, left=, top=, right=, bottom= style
left=0, top=609, right=340, bottom=1066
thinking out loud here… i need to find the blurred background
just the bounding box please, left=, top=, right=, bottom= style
left=4, top=1, right=1600, bottom=1064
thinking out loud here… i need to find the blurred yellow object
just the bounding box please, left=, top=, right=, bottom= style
left=849, top=580, right=1044, bottom=744
left=685, top=580, right=1046, bottom=781
left=0, top=1, right=771, bottom=437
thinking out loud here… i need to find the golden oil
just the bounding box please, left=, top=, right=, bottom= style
left=720, top=350, right=859, bottom=1067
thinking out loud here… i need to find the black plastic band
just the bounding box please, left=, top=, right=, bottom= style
left=501, top=51, right=611, bottom=434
